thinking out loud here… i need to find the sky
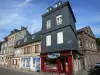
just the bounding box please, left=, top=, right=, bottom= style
left=0, top=0, right=100, bottom=40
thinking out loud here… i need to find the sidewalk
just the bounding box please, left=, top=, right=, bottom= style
left=0, top=65, right=61, bottom=75
left=0, top=65, right=89, bottom=75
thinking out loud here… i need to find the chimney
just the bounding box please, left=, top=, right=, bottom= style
left=47, top=6, right=53, bottom=12
left=4, top=36, right=8, bottom=41
left=21, top=26, right=27, bottom=30
left=55, top=1, right=62, bottom=7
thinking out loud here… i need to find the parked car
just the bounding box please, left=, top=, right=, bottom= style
left=95, top=63, right=100, bottom=68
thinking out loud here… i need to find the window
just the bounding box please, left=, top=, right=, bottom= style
left=18, top=41, right=20, bottom=44
left=56, top=15, right=62, bottom=25
left=46, top=19, right=51, bottom=29
left=35, top=45, right=39, bottom=52
left=32, top=35, right=35, bottom=39
left=46, top=35, right=51, bottom=46
left=24, top=47, right=27, bottom=54
left=27, top=46, right=31, bottom=53
left=86, top=41, right=88, bottom=48
left=57, top=31, right=63, bottom=44
left=78, top=39, right=82, bottom=47
left=24, top=38, right=27, bottom=42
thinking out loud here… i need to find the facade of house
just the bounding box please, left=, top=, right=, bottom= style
left=0, top=41, right=3, bottom=53
left=1, top=42, right=8, bottom=66
left=0, top=1, right=99, bottom=75
left=6, top=26, right=30, bottom=67
left=0, top=37, right=8, bottom=66
left=74, top=26, right=99, bottom=74
left=14, top=31, right=41, bottom=71
left=41, top=1, right=78, bottom=75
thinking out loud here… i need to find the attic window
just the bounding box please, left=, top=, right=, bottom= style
left=47, top=6, right=53, bottom=12
left=55, top=1, right=62, bottom=7
left=24, top=38, right=27, bottom=42
left=32, top=35, right=35, bottom=39
left=18, top=41, right=20, bottom=44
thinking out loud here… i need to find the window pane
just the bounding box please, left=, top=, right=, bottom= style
left=56, top=15, right=62, bottom=25
left=35, top=45, right=39, bottom=52
left=46, top=19, right=51, bottom=29
left=46, top=35, right=51, bottom=46
left=57, top=31, right=63, bottom=44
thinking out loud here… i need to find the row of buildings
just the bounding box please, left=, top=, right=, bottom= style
left=0, top=1, right=100, bottom=75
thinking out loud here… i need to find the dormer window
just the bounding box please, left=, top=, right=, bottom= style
left=55, top=1, right=62, bottom=7
left=56, top=14, right=62, bottom=25
left=32, top=35, right=35, bottom=39
left=47, top=6, right=53, bottom=12
left=24, top=38, right=27, bottom=42
left=46, top=19, right=51, bottom=29
left=18, top=41, right=20, bottom=44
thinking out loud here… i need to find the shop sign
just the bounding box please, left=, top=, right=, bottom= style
left=22, top=58, right=30, bottom=61
left=33, top=58, right=40, bottom=62
left=48, top=53, right=60, bottom=59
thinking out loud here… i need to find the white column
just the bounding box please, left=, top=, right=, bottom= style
left=25, top=60, right=26, bottom=68
left=19, top=58, right=22, bottom=68
left=30, top=57, right=33, bottom=70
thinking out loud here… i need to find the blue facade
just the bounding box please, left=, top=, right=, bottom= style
left=41, top=2, right=78, bottom=53
left=22, top=58, right=31, bottom=68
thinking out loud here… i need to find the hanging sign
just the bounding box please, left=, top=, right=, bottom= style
left=48, top=53, right=60, bottom=59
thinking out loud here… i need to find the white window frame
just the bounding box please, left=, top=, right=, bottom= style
left=24, top=38, right=27, bottom=42
left=32, top=35, right=35, bottom=39
left=46, top=19, right=51, bottom=29
left=57, top=31, right=63, bottom=44
left=78, top=40, right=82, bottom=47
left=46, top=35, right=51, bottom=46
left=56, top=15, right=62, bottom=25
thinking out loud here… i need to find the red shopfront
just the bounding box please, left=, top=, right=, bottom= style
left=40, top=51, right=73, bottom=75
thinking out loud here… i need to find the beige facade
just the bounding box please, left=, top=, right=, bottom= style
left=6, top=27, right=29, bottom=67
left=14, top=41, right=41, bottom=69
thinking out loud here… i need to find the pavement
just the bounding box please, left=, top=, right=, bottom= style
left=0, top=66, right=60, bottom=75
left=0, top=66, right=89, bottom=75
left=0, top=67, right=40, bottom=75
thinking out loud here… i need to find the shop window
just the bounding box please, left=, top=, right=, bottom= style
left=44, top=58, right=57, bottom=69
left=33, top=60, right=35, bottom=67
left=23, top=60, right=25, bottom=67
left=26, top=60, right=30, bottom=67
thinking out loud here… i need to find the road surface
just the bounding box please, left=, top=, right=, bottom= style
left=0, top=67, right=37, bottom=75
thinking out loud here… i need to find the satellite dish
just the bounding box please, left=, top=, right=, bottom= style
left=76, top=54, right=80, bottom=59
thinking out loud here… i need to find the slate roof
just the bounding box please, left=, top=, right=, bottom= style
left=9, top=27, right=30, bottom=36
left=15, top=31, right=41, bottom=48
left=42, top=1, right=76, bottom=22
left=15, top=26, right=95, bottom=48
left=77, top=26, right=90, bottom=33
left=77, top=26, right=95, bottom=38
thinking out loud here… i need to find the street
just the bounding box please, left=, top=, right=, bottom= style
left=0, top=67, right=37, bottom=75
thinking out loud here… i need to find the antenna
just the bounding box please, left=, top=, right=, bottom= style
left=34, top=30, right=35, bottom=33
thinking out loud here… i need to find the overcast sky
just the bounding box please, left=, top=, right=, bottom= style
left=0, top=0, right=100, bottom=40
